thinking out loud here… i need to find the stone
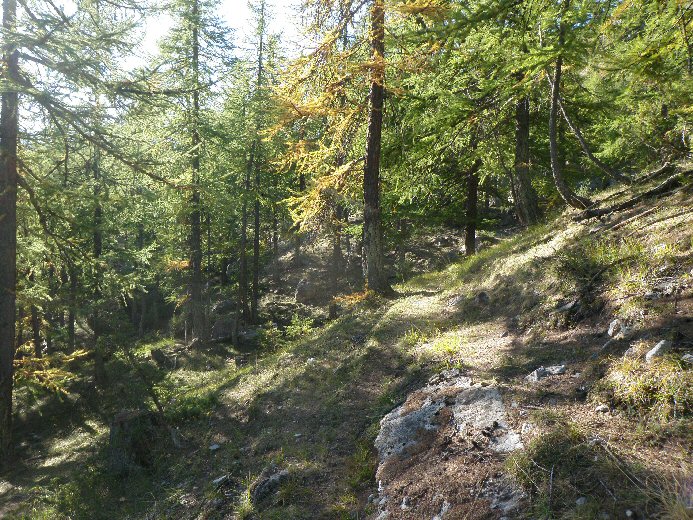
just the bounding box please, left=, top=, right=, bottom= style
left=375, top=373, right=522, bottom=462
left=210, top=318, right=235, bottom=342
left=595, top=404, right=609, bottom=413
left=400, top=496, right=411, bottom=510
left=432, top=500, right=451, bottom=520
left=682, top=353, right=693, bottom=365
left=622, top=347, right=638, bottom=359
left=556, top=300, right=579, bottom=313
left=545, top=365, right=566, bottom=376
left=576, top=497, right=588, bottom=506
left=625, top=510, right=634, bottom=518
left=150, top=348, right=171, bottom=368
left=209, top=443, right=221, bottom=451
left=521, top=423, right=533, bottom=434
left=645, top=340, right=672, bottom=363
left=211, top=299, right=235, bottom=315
left=526, top=367, right=548, bottom=382
left=608, top=319, right=622, bottom=337
left=108, top=410, right=163, bottom=476
left=475, top=292, right=490, bottom=305
left=250, top=465, right=289, bottom=504
left=212, top=475, right=228, bottom=486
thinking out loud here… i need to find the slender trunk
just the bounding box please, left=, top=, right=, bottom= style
left=190, top=0, right=205, bottom=340
left=329, top=205, right=344, bottom=319
left=92, top=152, right=107, bottom=387
left=362, top=0, right=391, bottom=294
left=15, top=307, right=23, bottom=352
left=0, top=0, right=18, bottom=462
left=514, top=95, right=541, bottom=225
left=271, top=204, right=279, bottom=285
left=238, top=143, right=253, bottom=329
left=549, top=8, right=591, bottom=210
left=251, top=196, right=260, bottom=323
left=31, top=304, right=41, bottom=358
left=546, top=74, right=628, bottom=183
left=293, top=170, right=305, bottom=266
left=465, top=159, right=482, bottom=256
left=250, top=0, right=265, bottom=324
left=68, top=267, right=76, bottom=350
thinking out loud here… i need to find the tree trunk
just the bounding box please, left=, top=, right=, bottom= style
left=513, top=95, right=541, bottom=225
left=92, top=151, right=107, bottom=388
left=465, top=159, right=482, bottom=256
left=362, top=0, right=391, bottom=294
left=250, top=0, right=266, bottom=325
left=189, top=0, right=205, bottom=340
left=68, top=266, right=77, bottom=350
left=0, top=0, right=18, bottom=462
left=549, top=12, right=592, bottom=210
left=251, top=196, right=260, bottom=323
left=31, top=303, right=41, bottom=358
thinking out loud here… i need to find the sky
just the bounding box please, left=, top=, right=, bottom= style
left=135, top=0, right=304, bottom=66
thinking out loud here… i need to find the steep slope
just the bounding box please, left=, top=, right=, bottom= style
left=2, top=165, right=691, bottom=519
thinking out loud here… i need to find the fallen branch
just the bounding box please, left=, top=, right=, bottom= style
left=574, top=171, right=689, bottom=221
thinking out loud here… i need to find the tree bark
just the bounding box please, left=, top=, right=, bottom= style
left=0, top=0, right=18, bottom=461
left=549, top=9, right=592, bottom=210
left=362, top=0, right=391, bottom=294
left=465, top=159, right=482, bottom=256
left=513, top=95, right=541, bottom=225
left=68, top=266, right=77, bottom=350
left=250, top=2, right=265, bottom=324
left=91, top=150, right=107, bottom=388
left=189, top=0, right=205, bottom=340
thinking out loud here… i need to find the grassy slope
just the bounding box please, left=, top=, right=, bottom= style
left=2, top=168, right=692, bottom=519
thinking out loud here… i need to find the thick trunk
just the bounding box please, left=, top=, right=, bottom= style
left=0, top=0, right=18, bottom=457
left=465, top=159, right=482, bottom=256
left=190, top=0, right=205, bottom=340
left=549, top=18, right=591, bottom=210
left=362, top=0, right=391, bottom=294
left=513, top=95, right=541, bottom=225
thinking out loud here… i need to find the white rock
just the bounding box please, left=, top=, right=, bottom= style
left=625, top=510, right=634, bottom=518
left=681, top=353, right=693, bottom=365
left=209, top=443, right=221, bottom=451
left=526, top=367, right=548, bottom=382
left=521, top=422, right=533, bottom=434
left=545, top=365, right=566, bottom=376
left=608, top=319, right=622, bottom=337
left=595, top=404, right=609, bottom=413
left=576, top=496, right=588, bottom=506
left=212, top=475, right=227, bottom=486
left=645, top=340, right=672, bottom=363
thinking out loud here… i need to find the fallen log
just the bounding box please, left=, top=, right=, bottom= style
left=574, top=171, right=690, bottom=221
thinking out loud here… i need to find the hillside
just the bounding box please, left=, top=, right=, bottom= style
left=1, top=165, right=691, bottom=519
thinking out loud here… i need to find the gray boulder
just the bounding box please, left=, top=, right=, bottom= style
left=250, top=465, right=289, bottom=504
left=210, top=317, right=235, bottom=342
left=645, top=340, right=672, bottom=363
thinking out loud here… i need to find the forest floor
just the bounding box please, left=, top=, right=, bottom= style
left=1, top=165, right=692, bottom=519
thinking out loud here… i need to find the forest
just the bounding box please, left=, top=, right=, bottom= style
left=0, top=0, right=692, bottom=518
